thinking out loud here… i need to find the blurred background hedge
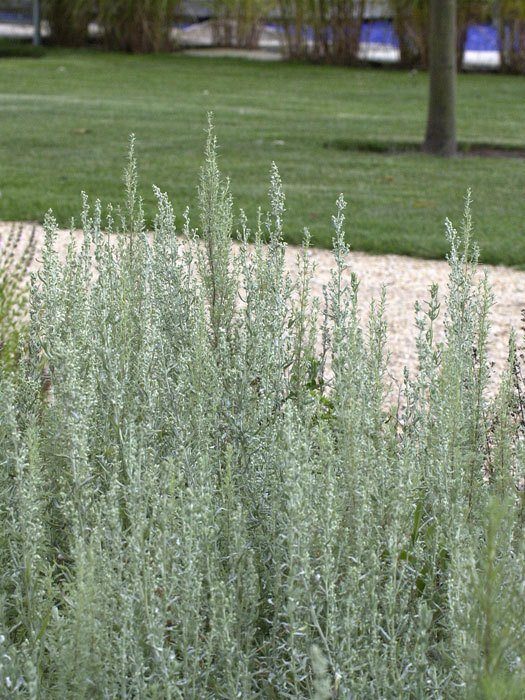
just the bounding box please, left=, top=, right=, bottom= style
left=1, top=1, right=524, bottom=70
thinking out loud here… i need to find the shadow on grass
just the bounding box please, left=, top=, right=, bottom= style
left=324, top=139, right=525, bottom=159
left=0, top=39, right=46, bottom=59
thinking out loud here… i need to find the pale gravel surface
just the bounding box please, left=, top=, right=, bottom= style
left=3, top=221, right=525, bottom=389
left=298, top=247, right=525, bottom=388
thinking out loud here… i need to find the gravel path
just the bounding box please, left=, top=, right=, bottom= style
left=3, top=221, right=524, bottom=388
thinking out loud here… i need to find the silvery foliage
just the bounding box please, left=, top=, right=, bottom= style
left=0, top=122, right=524, bottom=698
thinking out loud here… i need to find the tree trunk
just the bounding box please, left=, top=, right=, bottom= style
left=33, top=0, right=41, bottom=46
left=424, top=0, right=457, bottom=157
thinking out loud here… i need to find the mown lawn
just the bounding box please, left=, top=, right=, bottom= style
left=1, top=49, right=525, bottom=265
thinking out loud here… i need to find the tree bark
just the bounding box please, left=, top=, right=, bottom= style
left=424, top=0, right=457, bottom=156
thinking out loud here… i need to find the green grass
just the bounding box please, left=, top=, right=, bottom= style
left=1, top=48, right=525, bottom=265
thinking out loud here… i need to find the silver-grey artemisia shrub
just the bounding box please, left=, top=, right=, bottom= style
left=1, top=121, right=524, bottom=698
left=0, top=225, right=35, bottom=370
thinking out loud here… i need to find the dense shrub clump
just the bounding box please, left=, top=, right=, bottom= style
left=0, top=124, right=524, bottom=698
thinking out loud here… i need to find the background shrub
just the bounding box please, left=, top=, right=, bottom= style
left=212, top=0, right=271, bottom=49
left=97, top=0, right=180, bottom=53
left=391, top=0, right=429, bottom=67
left=498, top=0, right=525, bottom=71
left=43, top=0, right=93, bottom=47
left=278, top=0, right=366, bottom=62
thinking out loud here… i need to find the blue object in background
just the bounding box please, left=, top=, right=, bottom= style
left=464, top=24, right=500, bottom=52
left=360, top=20, right=399, bottom=48
left=360, top=20, right=501, bottom=53
left=0, top=11, right=31, bottom=23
